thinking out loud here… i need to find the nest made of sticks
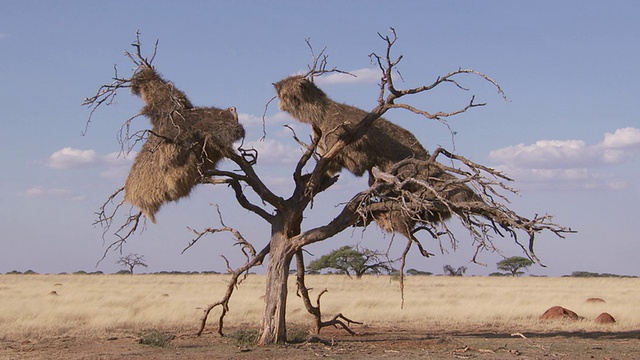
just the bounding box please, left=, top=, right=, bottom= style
left=124, top=67, right=245, bottom=222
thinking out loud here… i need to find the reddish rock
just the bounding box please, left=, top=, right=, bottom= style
left=586, top=298, right=606, bottom=303
left=540, top=306, right=580, bottom=320
left=595, top=312, right=616, bottom=324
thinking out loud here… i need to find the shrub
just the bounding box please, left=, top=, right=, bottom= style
left=229, top=329, right=258, bottom=346
left=138, top=330, right=173, bottom=347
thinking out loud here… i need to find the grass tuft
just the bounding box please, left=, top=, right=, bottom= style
left=138, top=329, right=174, bottom=347
left=287, top=328, right=309, bottom=344
left=228, top=329, right=258, bottom=346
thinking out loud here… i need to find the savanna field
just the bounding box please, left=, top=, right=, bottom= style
left=1, top=274, right=639, bottom=359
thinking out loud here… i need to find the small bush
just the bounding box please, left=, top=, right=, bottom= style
left=488, top=272, right=508, bottom=277
left=228, top=329, right=258, bottom=346
left=406, top=269, right=433, bottom=276
left=287, top=328, right=309, bottom=344
left=138, top=330, right=173, bottom=347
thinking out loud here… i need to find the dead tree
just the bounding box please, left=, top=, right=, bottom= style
left=85, top=30, right=573, bottom=346
left=116, top=253, right=148, bottom=274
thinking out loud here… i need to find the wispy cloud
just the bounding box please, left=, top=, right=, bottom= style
left=46, top=147, right=132, bottom=169
left=21, top=186, right=86, bottom=201
left=315, top=68, right=380, bottom=85
left=489, top=127, right=640, bottom=190
left=0, top=33, right=6, bottom=39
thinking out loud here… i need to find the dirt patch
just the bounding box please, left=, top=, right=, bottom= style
left=1, top=326, right=639, bottom=360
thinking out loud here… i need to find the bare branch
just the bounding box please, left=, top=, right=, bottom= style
left=196, top=244, right=270, bottom=336
left=295, top=250, right=362, bottom=335
left=92, top=187, right=148, bottom=266
left=182, top=204, right=257, bottom=259
left=260, top=95, right=276, bottom=140
left=304, top=38, right=356, bottom=82
left=124, top=30, right=157, bottom=69
left=368, top=27, right=508, bottom=128
left=362, top=149, right=574, bottom=264
left=82, top=65, right=131, bottom=135
left=83, top=31, right=160, bottom=136
left=222, top=151, right=286, bottom=211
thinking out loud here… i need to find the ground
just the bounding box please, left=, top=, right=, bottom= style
left=2, top=325, right=638, bottom=360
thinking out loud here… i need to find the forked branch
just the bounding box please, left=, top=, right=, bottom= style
left=196, top=245, right=270, bottom=337
left=304, top=38, right=355, bottom=82
left=93, top=187, right=145, bottom=265
left=182, top=204, right=257, bottom=259
left=295, top=250, right=362, bottom=335
left=370, top=27, right=508, bottom=124
left=82, top=31, right=156, bottom=136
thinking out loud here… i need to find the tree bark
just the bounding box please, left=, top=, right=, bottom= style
left=257, top=216, right=297, bottom=345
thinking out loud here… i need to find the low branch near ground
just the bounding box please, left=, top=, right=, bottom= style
left=295, top=250, right=362, bottom=335
left=181, top=204, right=270, bottom=336
left=196, top=245, right=270, bottom=337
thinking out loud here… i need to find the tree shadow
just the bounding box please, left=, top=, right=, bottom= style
left=452, top=330, right=640, bottom=340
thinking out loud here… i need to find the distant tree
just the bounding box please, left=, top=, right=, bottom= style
left=406, top=268, right=433, bottom=276
left=443, top=265, right=467, bottom=276
left=570, top=271, right=601, bottom=278
left=116, top=253, right=148, bottom=275
left=307, top=245, right=395, bottom=279
left=488, top=272, right=508, bottom=277
left=496, top=256, right=534, bottom=277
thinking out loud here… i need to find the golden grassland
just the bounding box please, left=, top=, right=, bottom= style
left=0, top=274, right=637, bottom=339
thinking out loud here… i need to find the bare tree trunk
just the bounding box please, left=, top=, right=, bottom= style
left=257, top=217, right=297, bottom=345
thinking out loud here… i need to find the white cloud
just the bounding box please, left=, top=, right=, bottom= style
left=489, top=127, right=640, bottom=169
left=21, top=186, right=86, bottom=201
left=489, top=139, right=599, bottom=169
left=315, top=68, right=380, bottom=85
left=243, top=138, right=303, bottom=166
left=0, top=33, right=5, bottom=39
left=601, top=127, right=640, bottom=149
left=45, top=147, right=133, bottom=179
left=239, top=111, right=292, bottom=127
left=47, top=147, right=99, bottom=169
left=488, top=127, right=640, bottom=190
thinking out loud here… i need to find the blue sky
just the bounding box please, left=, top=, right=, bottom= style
left=1, top=1, right=639, bottom=276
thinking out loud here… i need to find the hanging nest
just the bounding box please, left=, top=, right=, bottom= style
left=124, top=67, right=245, bottom=222
left=274, top=75, right=480, bottom=239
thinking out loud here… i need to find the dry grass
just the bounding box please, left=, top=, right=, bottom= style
left=0, top=274, right=637, bottom=339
